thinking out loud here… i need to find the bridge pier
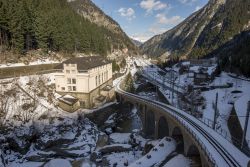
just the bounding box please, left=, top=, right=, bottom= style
left=154, top=114, right=160, bottom=139
left=145, top=109, right=155, bottom=138
left=142, top=105, right=147, bottom=136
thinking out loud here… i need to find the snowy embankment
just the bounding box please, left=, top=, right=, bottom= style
left=235, top=94, right=250, bottom=139
left=0, top=59, right=59, bottom=68
left=129, top=137, right=176, bottom=167
left=94, top=132, right=147, bottom=167
left=44, top=159, right=71, bottom=167
left=110, top=133, right=131, bottom=144
left=202, top=72, right=250, bottom=145
left=0, top=74, right=102, bottom=166
left=163, top=154, right=191, bottom=167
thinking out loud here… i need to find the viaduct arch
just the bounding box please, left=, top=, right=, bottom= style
left=117, top=94, right=209, bottom=167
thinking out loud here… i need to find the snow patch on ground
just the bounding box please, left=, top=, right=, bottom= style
left=110, top=133, right=131, bottom=144
left=202, top=72, right=250, bottom=144
left=44, top=159, right=72, bottom=167
left=163, top=154, right=191, bottom=167
left=0, top=59, right=59, bottom=68
left=129, top=137, right=176, bottom=167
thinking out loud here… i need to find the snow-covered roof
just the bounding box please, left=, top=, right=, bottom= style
left=189, top=64, right=217, bottom=76
left=182, top=61, right=190, bottom=66
left=58, top=94, right=79, bottom=105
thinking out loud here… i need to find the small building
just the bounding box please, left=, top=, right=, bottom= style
left=58, top=95, right=80, bottom=112
left=54, top=56, right=113, bottom=110
left=189, top=64, right=218, bottom=85
left=194, top=71, right=210, bottom=84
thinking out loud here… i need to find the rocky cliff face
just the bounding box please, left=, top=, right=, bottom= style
left=68, top=0, right=121, bottom=34
left=141, top=0, right=250, bottom=60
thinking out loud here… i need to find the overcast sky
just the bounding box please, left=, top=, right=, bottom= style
left=92, top=0, right=208, bottom=42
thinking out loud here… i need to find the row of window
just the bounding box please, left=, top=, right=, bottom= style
left=65, top=64, right=76, bottom=67
left=95, top=71, right=109, bottom=86
left=68, top=86, right=76, bottom=91
left=92, top=64, right=111, bottom=71
left=61, top=86, right=76, bottom=91
left=66, top=70, right=76, bottom=74
left=67, top=78, right=76, bottom=84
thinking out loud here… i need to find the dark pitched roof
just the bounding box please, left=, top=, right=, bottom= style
left=55, top=56, right=111, bottom=71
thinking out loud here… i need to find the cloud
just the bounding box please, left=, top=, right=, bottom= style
left=155, top=13, right=183, bottom=25
left=131, top=13, right=184, bottom=42
left=140, top=0, right=168, bottom=13
left=118, top=8, right=136, bottom=20
left=179, top=0, right=197, bottom=5
left=131, top=24, right=168, bottom=42
left=130, top=34, right=151, bottom=43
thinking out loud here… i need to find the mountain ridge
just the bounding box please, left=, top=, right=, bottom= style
left=68, top=0, right=137, bottom=54
left=140, top=0, right=250, bottom=60
left=0, top=0, right=137, bottom=62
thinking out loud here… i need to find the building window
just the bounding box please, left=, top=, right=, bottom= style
left=67, top=78, right=71, bottom=84
left=99, top=75, right=101, bottom=85
left=68, top=86, right=72, bottom=91
left=67, top=78, right=76, bottom=84
left=72, top=86, right=76, bottom=91
left=66, top=64, right=69, bottom=66
left=61, top=87, right=65, bottom=91
left=71, top=64, right=75, bottom=67
left=80, top=101, right=85, bottom=108
left=72, top=70, right=76, bottom=73
left=96, top=76, right=98, bottom=86
left=66, top=70, right=70, bottom=74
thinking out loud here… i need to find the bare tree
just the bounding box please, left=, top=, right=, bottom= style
left=0, top=94, right=10, bottom=125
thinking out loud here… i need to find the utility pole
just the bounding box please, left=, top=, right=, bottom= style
left=171, top=70, right=174, bottom=105
left=241, top=101, right=250, bottom=149
left=213, top=93, right=218, bottom=129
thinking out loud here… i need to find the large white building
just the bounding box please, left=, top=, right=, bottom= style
left=54, top=56, right=113, bottom=110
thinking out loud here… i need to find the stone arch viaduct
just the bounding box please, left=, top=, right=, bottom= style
left=116, top=86, right=249, bottom=167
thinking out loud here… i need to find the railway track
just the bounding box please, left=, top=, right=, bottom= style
left=116, top=84, right=246, bottom=167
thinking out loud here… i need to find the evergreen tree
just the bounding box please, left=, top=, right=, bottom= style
left=123, top=72, right=135, bottom=93
left=0, top=0, right=132, bottom=56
